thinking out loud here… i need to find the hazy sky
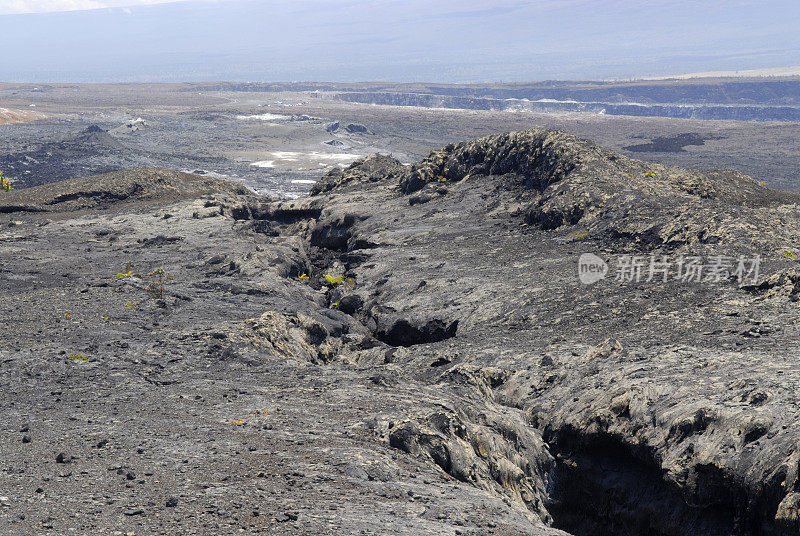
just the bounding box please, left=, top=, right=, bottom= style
left=0, top=0, right=193, bottom=14
left=1, top=0, right=798, bottom=83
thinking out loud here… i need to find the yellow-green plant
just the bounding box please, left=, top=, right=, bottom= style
left=116, top=262, right=141, bottom=279
left=323, top=274, right=356, bottom=308
left=0, top=171, right=11, bottom=192
left=323, top=274, right=344, bottom=286
left=567, top=230, right=590, bottom=242
left=230, top=408, right=269, bottom=426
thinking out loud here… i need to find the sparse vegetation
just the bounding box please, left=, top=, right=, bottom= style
left=230, top=409, right=269, bottom=426
left=567, top=230, right=590, bottom=242
left=324, top=274, right=345, bottom=286
left=114, top=262, right=173, bottom=300
left=0, top=171, right=12, bottom=192
left=116, top=261, right=140, bottom=279
left=323, top=273, right=356, bottom=308
left=145, top=268, right=173, bottom=299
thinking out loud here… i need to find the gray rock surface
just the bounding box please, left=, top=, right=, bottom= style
left=3, top=128, right=800, bottom=535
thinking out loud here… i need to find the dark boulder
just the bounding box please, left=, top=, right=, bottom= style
left=338, top=294, right=364, bottom=315
left=375, top=317, right=458, bottom=347
left=345, top=123, right=368, bottom=134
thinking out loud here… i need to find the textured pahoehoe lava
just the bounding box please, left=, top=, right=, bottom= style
left=3, top=129, right=800, bottom=535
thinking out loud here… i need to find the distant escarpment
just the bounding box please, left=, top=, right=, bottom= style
left=335, top=91, right=800, bottom=121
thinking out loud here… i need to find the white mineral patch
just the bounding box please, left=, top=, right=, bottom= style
left=250, top=151, right=361, bottom=171
left=236, top=113, right=291, bottom=121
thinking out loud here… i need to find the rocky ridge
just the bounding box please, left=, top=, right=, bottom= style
left=3, top=129, right=800, bottom=535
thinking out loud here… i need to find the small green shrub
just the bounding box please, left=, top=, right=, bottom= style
left=324, top=274, right=345, bottom=286
left=323, top=273, right=356, bottom=308
left=0, top=171, right=12, bottom=192
left=114, top=262, right=173, bottom=300
left=145, top=268, right=173, bottom=299
left=116, top=261, right=141, bottom=279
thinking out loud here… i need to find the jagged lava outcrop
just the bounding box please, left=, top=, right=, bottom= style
left=3, top=130, right=800, bottom=535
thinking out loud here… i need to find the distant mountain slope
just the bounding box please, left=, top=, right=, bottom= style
left=1, top=0, right=799, bottom=82
left=644, top=65, right=800, bottom=80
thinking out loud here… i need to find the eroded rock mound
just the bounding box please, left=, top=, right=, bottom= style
left=399, top=129, right=585, bottom=194
left=0, top=168, right=251, bottom=213
left=387, top=408, right=554, bottom=524
left=310, top=154, right=405, bottom=195
left=390, top=128, right=800, bottom=253
left=234, top=311, right=345, bottom=364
